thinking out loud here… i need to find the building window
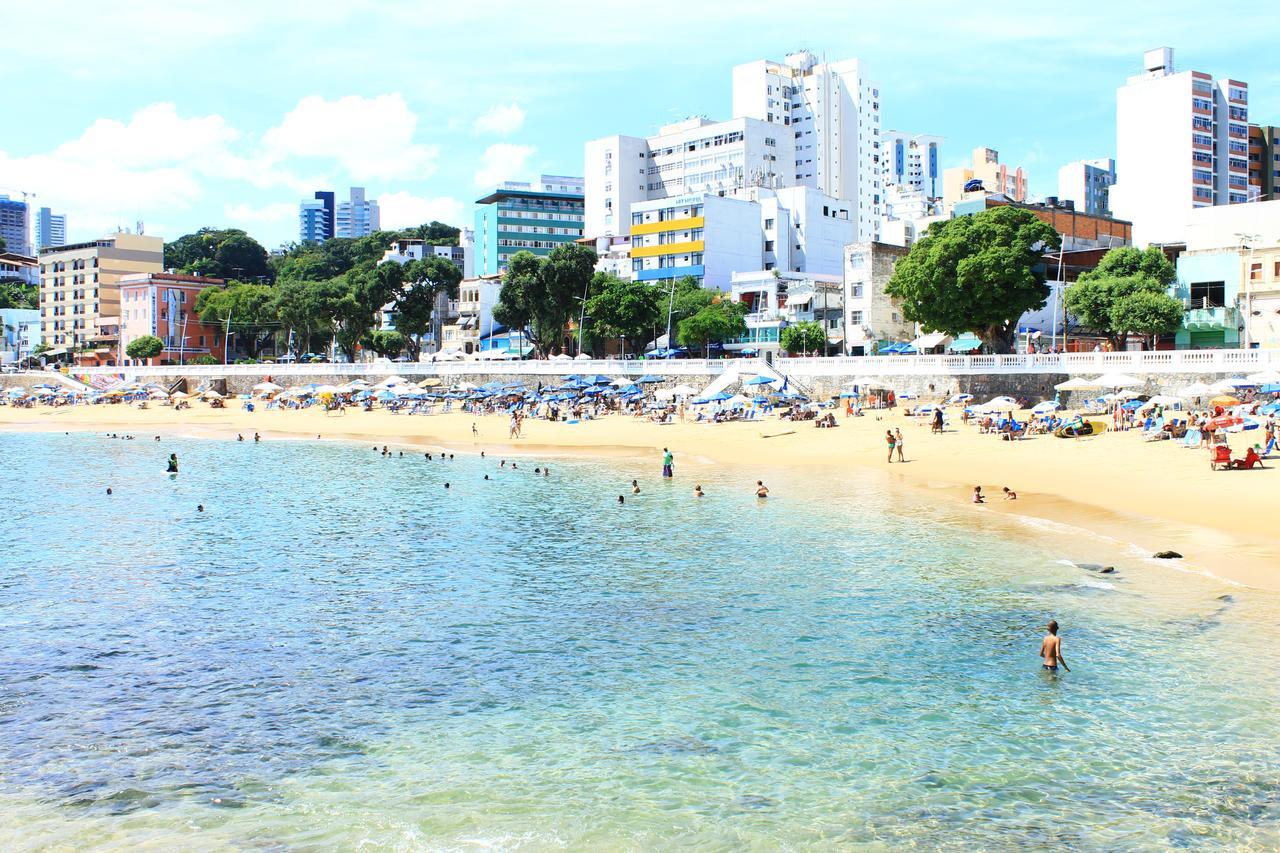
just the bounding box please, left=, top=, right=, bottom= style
left=1189, top=281, right=1225, bottom=307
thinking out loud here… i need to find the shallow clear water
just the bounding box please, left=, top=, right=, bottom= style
left=1, top=431, right=1279, bottom=849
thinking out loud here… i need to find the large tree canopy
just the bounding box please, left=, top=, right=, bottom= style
left=584, top=273, right=663, bottom=356
left=165, top=228, right=270, bottom=280
left=677, top=299, right=747, bottom=355
left=885, top=206, right=1060, bottom=353
left=125, top=334, right=164, bottom=362
left=492, top=244, right=599, bottom=356
left=390, top=256, right=462, bottom=361
left=194, top=282, right=278, bottom=357
left=1064, top=246, right=1182, bottom=351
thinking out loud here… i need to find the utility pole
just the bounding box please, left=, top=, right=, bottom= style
left=223, top=308, right=233, bottom=365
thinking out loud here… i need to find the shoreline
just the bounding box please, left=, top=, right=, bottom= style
left=2, top=404, right=1276, bottom=591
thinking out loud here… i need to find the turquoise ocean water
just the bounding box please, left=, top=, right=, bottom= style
left=1, top=431, right=1279, bottom=849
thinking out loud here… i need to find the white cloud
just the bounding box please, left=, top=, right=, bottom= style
left=262, top=94, right=438, bottom=181
left=378, top=192, right=465, bottom=230
left=473, top=143, right=536, bottom=188
left=473, top=103, right=526, bottom=135
left=225, top=202, right=297, bottom=225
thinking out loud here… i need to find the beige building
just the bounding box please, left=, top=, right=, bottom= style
left=943, top=147, right=1028, bottom=212
left=1244, top=244, right=1280, bottom=349
left=40, top=233, right=164, bottom=365
left=843, top=241, right=911, bottom=355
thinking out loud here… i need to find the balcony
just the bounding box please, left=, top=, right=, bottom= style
left=1183, top=305, right=1240, bottom=331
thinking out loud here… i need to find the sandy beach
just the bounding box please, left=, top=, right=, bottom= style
left=2, top=401, right=1276, bottom=589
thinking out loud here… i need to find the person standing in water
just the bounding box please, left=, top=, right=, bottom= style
left=1039, top=620, right=1069, bottom=672
left=662, top=447, right=674, bottom=479
left=166, top=454, right=179, bottom=474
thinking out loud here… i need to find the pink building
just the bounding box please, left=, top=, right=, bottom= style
left=119, top=273, right=227, bottom=365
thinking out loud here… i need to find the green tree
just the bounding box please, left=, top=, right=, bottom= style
left=885, top=206, right=1060, bottom=353
left=272, top=278, right=335, bottom=356
left=126, top=334, right=165, bottom=363
left=363, top=329, right=405, bottom=359
left=780, top=319, right=827, bottom=355
left=190, top=354, right=219, bottom=365
left=165, top=228, right=270, bottom=279
left=585, top=273, right=663, bottom=357
left=492, top=245, right=600, bottom=357
left=1064, top=246, right=1180, bottom=351
left=0, top=282, right=39, bottom=309
left=537, top=243, right=599, bottom=355
left=390, top=257, right=462, bottom=361
left=402, top=221, right=461, bottom=246
left=677, top=300, right=747, bottom=356
left=212, top=234, right=270, bottom=280
left=194, top=282, right=278, bottom=357
left=1107, top=289, right=1184, bottom=350
left=323, top=262, right=399, bottom=362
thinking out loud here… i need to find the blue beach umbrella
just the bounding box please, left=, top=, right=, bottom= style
left=744, top=375, right=777, bottom=386
left=635, top=374, right=664, bottom=384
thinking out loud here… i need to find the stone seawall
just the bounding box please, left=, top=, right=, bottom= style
left=4, top=369, right=1243, bottom=407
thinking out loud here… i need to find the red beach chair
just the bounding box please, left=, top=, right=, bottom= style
left=1210, top=446, right=1232, bottom=471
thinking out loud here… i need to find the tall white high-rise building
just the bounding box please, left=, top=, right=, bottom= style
left=335, top=186, right=381, bottom=238
left=880, top=131, right=944, bottom=200
left=1110, top=47, right=1250, bottom=246
left=732, top=51, right=882, bottom=240
left=34, top=207, right=66, bottom=251
left=1056, top=158, right=1116, bottom=217
left=584, top=51, right=880, bottom=242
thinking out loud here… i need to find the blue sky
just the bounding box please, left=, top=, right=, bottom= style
left=3, top=0, right=1277, bottom=250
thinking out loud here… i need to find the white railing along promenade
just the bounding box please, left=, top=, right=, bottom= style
left=67, top=348, right=1280, bottom=380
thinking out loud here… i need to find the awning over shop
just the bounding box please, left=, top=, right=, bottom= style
left=911, top=332, right=951, bottom=350
left=785, top=292, right=814, bottom=306
left=948, top=333, right=983, bottom=353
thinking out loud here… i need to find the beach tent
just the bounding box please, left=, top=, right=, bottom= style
left=947, top=393, right=974, bottom=403
left=1176, top=381, right=1212, bottom=398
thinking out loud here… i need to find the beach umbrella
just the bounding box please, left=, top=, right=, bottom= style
left=1210, top=394, right=1242, bottom=407
left=1090, top=372, right=1143, bottom=388
left=252, top=381, right=283, bottom=395
left=635, top=374, right=664, bottom=384
left=549, top=353, right=573, bottom=362
left=897, top=391, right=917, bottom=400
left=609, top=377, right=634, bottom=387
left=148, top=389, right=169, bottom=399
left=453, top=381, right=478, bottom=392
left=670, top=384, right=697, bottom=397
left=202, top=389, right=224, bottom=399
left=1219, top=376, right=1257, bottom=389
left=1208, top=415, right=1244, bottom=430
left=743, top=375, right=777, bottom=386
left=6, top=387, right=26, bottom=397
left=839, top=389, right=860, bottom=398
left=980, top=395, right=1018, bottom=410
left=416, top=378, right=441, bottom=388
left=1031, top=401, right=1060, bottom=414
left=1260, top=402, right=1280, bottom=415
left=1053, top=377, right=1095, bottom=391
left=1176, top=381, right=1212, bottom=398
left=1112, top=389, right=1140, bottom=400
left=1246, top=369, right=1280, bottom=385
left=170, top=391, right=189, bottom=399
left=585, top=374, right=612, bottom=385
left=374, top=375, right=411, bottom=389
left=1139, top=394, right=1183, bottom=409
left=947, top=393, right=974, bottom=403
left=753, top=395, right=769, bottom=404
left=573, top=353, right=592, bottom=361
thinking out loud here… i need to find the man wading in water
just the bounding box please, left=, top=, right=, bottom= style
left=1039, top=620, right=1069, bottom=673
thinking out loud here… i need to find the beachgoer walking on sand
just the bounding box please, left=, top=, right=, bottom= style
left=895, top=428, right=905, bottom=462
left=885, top=430, right=896, bottom=463
left=972, top=485, right=984, bottom=504
left=932, top=408, right=944, bottom=434
left=472, top=422, right=478, bottom=437
left=1040, top=620, right=1069, bottom=672
left=662, top=447, right=674, bottom=479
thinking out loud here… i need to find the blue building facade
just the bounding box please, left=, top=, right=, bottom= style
left=474, top=175, right=584, bottom=276
left=1173, top=251, right=1242, bottom=349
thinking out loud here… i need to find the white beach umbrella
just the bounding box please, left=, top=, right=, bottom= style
left=1246, top=369, right=1280, bottom=385
left=1176, top=381, right=1212, bottom=398
left=1112, top=389, right=1140, bottom=400
left=979, top=395, right=1018, bottom=410
left=670, top=384, right=698, bottom=397
left=549, top=353, right=573, bottom=362
left=170, top=391, right=190, bottom=399
left=202, top=389, right=224, bottom=399
left=1208, top=379, right=1241, bottom=395
left=1090, top=372, right=1143, bottom=388
left=252, top=381, right=283, bottom=395
left=1031, top=400, right=1060, bottom=414
left=375, top=375, right=411, bottom=388
left=453, top=381, right=479, bottom=392
left=1054, top=377, right=1097, bottom=391
left=313, top=384, right=341, bottom=395
left=148, top=389, right=169, bottom=399
left=610, top=377, right=634, bottom=387
left=1140, top=394, right=1184, bottom=409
